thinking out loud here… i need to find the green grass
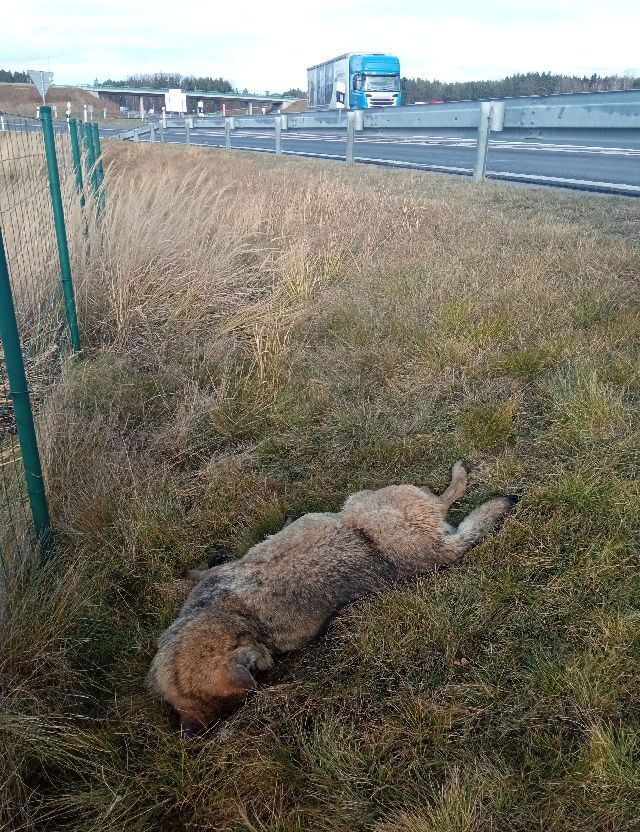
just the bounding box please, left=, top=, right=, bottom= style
left=1, top=144, right=639, bottom=831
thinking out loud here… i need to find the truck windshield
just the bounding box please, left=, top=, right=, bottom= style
left=364, top=75, right=400, bottom=92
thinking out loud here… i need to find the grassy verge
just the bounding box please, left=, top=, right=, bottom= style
left=2, top=143, right=639, bottom=831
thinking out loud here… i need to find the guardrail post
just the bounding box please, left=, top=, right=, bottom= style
left=185, top=120, right=191, bottom=146
left=149, top=123, right=155, bottom=143
left=133, top=128, right=139, bottom=142
left=275, top=116, right=282, bottom=155
left=346, top=110, right=356, bottom=164
left=0, top=228, right=52, bottom=555
left=354, top=110, right=364, bottom=131
left=225, top=118, right=231, bottom=150
left=40, top=106, right=82, bottom=354
left=159, top=122, right=164, bottom=143
left=473, top=101, right=492, bottom=182
left=490, top=101, right=505, bottom=132
left=68, top=117, right=85, bottom=208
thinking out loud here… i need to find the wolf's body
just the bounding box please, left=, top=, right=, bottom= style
left=148, top=462, right=516, bottom=734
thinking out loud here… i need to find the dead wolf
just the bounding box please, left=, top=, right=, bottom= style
left=148, top=461, right=516, bottom=735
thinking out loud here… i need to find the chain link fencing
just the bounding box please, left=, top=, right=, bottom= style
left=0, top=108, right=103, bottom=568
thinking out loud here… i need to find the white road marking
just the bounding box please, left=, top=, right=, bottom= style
left=184, top=129, right=640, bottom=157
left=355, top=155, right=640, bottom=191
left=142, top=137, right=640, bottom=192
left=485, top=171, right=640, bottom=192
left=294, top=131, right=627, bottom=149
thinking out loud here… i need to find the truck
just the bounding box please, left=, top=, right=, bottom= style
left=307, top=53, right=402, bottom=110
left=165, top=88, right=187, bottom=114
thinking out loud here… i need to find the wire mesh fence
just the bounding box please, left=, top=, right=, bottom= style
left=0, top=108, right=98, bottom=567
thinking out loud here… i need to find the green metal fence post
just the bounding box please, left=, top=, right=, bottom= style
left=0, top=227, right=52, bottom=554
left=91, top=122, right=106, bottom=211
left=76, top=119, right=84, bottom=163
left=40, top=106, right=82, bottom=354
left=68, top=117, right=85, bottom=208
left=91, top=123, right=105, bottom=187
left=83, top=122, right=100, bottom=204
left=84, top=122, right=98, bottom=205
left=76, top=121, right=88, bottom=203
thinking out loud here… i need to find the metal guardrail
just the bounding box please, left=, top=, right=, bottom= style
left=117, top=89, right=640, bottom=183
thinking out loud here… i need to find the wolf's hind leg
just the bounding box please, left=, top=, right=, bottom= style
left=440, top=495, right=516, bottom=563
left=432, top=460, right=471, bottom=513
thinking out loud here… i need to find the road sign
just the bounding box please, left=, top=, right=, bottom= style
left=28, top=70, right=54, bottom=104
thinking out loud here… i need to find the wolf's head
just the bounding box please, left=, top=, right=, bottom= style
left=147, top=615, right=269, bottom=736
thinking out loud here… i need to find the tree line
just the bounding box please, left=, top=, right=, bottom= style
left=97, top=73, right=235, bottom=93
left=93, top=72, right=640, bottom=101
left=1, top=68, right=304, bottom=98
left=0, top=69, right=30, bottom=83
left=401, top=72, right=640, bottom=102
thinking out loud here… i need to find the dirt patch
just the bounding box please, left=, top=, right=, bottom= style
left=0, top=83, right=122, bottom=119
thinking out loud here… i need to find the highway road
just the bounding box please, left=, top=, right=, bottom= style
left=129, top=127, right=640, bottom=195
left=5, top=117, right=637, bottom=195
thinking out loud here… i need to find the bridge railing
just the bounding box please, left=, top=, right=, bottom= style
left=116, top=89, right=640, bottom=186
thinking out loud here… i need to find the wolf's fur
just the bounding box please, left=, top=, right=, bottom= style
left=147, top=461, right=516, bottom=734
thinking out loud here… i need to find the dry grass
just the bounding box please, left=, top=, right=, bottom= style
left=282, top=99, right=310, bottom=113
left=1, top=141, right=640, bottom=831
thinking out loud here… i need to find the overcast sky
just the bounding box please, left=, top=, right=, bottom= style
left=5, top=0, right=640, bottom=92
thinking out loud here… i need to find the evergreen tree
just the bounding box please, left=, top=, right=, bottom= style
left=401, top=72, right=640, bottom=103
left=95, top=73, right=234, bottom=93
left=0, top=69, right=30, bottom=83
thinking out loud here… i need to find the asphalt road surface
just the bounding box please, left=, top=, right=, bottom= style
left=9, top=117, right=635, bottom=196
left=129, top=127, right=640, bottom=195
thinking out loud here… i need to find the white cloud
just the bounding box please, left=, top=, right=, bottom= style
left=5, top=0, right=639, bottom=91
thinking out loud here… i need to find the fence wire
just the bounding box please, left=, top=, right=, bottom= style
left=0, top=112, right=84, bottom=564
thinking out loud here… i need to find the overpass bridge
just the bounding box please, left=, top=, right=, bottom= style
left=80, top=85, right=296, bottom=116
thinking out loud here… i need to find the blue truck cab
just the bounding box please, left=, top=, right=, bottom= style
left=348, top=54, right=402, bottom=108
left=307, top=53, right=402, bottom=110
